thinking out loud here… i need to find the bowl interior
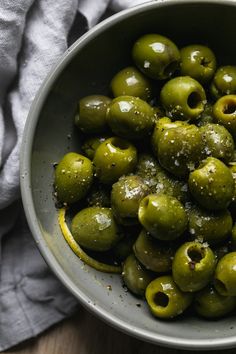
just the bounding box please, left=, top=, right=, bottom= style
left=22, top=1, right=236, bottom=350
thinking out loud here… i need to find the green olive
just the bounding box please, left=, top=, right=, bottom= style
left=55, top=152, right=93, bottom=204
left=151, top=117, right=187, bottom=157
left=213, top=95, right=236, bottom=139
left=74, top=95, right=111, bottom=134
left=132, top=34, right=180, bottom=80
left=214, top=252, right=236, bottom=296
left=111, top=175, right=149, bottom=225
left=106, top=95, right=155, bottom=140
left=93, top=137, right=137, bottom=184
left=200, top=123, right=234, bottom=163
left=172, top=241, right=216, bottom=292
left=194, top=285, right=236, bottom=319
left=135, top=153, right=162, bottom=189
left=210, top=66, right=236, bottom=99
left=188, top=206, right=232, bottom=245
left=180, top=45, right=216, bottom=84
left=138, top=194, right=187, bottom=241
left=160, top=76, right=206, bottom=120
left=71, top=207, right=122, bottom=251
left=188, top=157, right=234, bottom=210
left=122, top=254, right=154, bottom=296
left=145, top=275, right=193, bottom=319
left=133, top=229, right=175, bottom=273
left=157, top=124, right=203, bottom=178
left=82, top=135, right=108, bottom=160
left=111, top=66, right=152, bottom=100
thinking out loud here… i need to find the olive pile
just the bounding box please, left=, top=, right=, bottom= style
left=54, top=34, right=236, bottom=320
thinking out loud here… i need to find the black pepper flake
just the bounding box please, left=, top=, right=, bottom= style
left=107, top=285, right=112, bottom=291
left=136, top=303, right=141, bottom=307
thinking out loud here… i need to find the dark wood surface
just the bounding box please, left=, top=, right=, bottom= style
left=3, top=307, right=236, bottom=354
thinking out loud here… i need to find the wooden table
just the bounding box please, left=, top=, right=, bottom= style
left=3, top=308, right=236, bottom=354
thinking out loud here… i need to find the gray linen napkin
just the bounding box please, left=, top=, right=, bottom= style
left=0, top=0, right=150, bottom=351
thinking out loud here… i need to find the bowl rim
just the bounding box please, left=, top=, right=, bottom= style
left=20, top=0, right=236, bottom=350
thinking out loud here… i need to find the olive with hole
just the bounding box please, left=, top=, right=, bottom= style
left=106, top=95, right=155, bottom=140
left=111, top=175, right=149, bottom=225
left=188, top=157, right=234, bottom=211
left=214, top=252, right=236, bottom=296
left=194, top=285, right=236, bottom=319
left=132, top=34, right=180, bottom=80
left=200, top=123, right=234, bottom=163
left=145, top=275, right=193, bottom=319
left=138, top=194, right=187, bottom=241
left=93, top=137, right=137, bottom=184
left=111, top=66, right=152, bottom=100
left=157, top=124, right=203, bottom=178
left=188, top=206, right=232, bottom=245
left=74, top=95, right=111, bottom=134
left=210, top=66, right=236, bottom=99
left=160, top=76, right=206, bottom=120
left=172, top=241, right=216, bottom=292
left=213, top=94, right=236, bottom=138
left=54, top=152, right=93, bottom=204
left=71, top=207, right=122, bottom=251
left=122, top=254, right=154, bottom=296
left=180, top=45, right=216, bottom=84
left=133, top=229, right=175, bottom=273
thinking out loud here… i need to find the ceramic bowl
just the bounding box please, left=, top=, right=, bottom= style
left=21, top=0, right=236, bottom=349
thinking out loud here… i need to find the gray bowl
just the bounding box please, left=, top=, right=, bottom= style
left=20, top=0, right=236, bottom=350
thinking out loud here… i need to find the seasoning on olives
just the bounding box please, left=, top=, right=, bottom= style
left=160, top=76, right=206, bottom=120
left=111, top=66, right=152, bottom=101
left=138, top=194, right=187, bottom=241
left=180, top=44, right=216, bottom=84
left=145, top=275, right=193, bottom=319
left=122, top=254, right=154, bottom=296
left=188, top=157, right=234, bottom=211
left=132, top=34, right=180, bottom=80
left=74, top=95, right=111, bottom=134
left=172, top=241, right=216, bottom=292
left=54, top=152, right=93, bottom=204
left=71, top=207, right=121, bottom=251
left=157, top=124, right=203, bottom=178
left=106, top=95, right=155, bottom=140
left=200, top=123, right=234, bottom=163
left=93, top=137, right=137, bottom=184
left=111, top=175, right=149, bottom=225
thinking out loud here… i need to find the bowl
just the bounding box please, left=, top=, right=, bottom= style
left=20, top=0, right=236, bottom=350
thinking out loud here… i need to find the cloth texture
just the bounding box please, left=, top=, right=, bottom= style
left=0, top=0, right=150, bottom=351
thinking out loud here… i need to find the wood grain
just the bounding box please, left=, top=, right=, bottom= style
left=3, top=308, right=236, bottom=354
